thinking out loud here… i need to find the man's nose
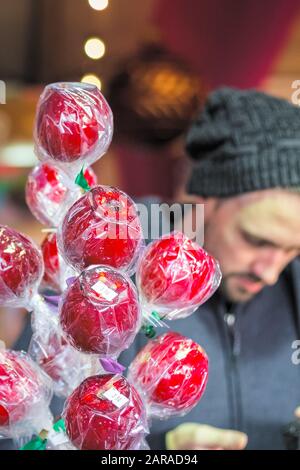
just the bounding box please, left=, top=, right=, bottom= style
left=250, top=250, right=289, bottom=286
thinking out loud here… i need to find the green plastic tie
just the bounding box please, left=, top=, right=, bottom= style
left=20, top=435, right=47, bottom=451
left=53, top=418, right=66, bottom=433
left=141, top=311, right=164, bottom=339
left=151, top=311, right=161, bottom=321
left=75, top=167, right=91, bottom=192
left=142, top=324, right=156, bottom=338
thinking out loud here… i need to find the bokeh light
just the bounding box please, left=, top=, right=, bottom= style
left=81, top=74, right=102, bottom=90
left=88, top=0, right=109, bottom=11
left=84, top=37, right=105, bottom=60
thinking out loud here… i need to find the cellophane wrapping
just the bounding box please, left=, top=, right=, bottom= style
left=34, top=82, right=113, bottom=177
left=128, top=331, right=209, bottom=419
left=63, top=374, right=149, bottom=450
left=0, top=225, right=44, bottom=309
left=0, top=348, right=53, bottom=440
left=26, top=163, right=98, bottom=228
left=59, top=265, right=142, bottom=357
left=58, top=185, right=145, bottom=275
left=136, top=231, right=221, bottom=321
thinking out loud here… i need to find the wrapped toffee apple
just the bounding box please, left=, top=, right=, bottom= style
left=0, top=224, right=60, bottom=336
left=137, top=231, right=221, bottom=322
left=63, top=374, right=148, bottom=450
left=128, top=331, right=209, bottom=419
left=41, top=232, right=75, bottom=293
left=34, top=82, right=113, bottom=175
left=0, top=348, right=53, bottom=440
left=59, top=265, right=141, bottom=358
left=59, top=185, right=144, bottom=275
left=29, top=329, right=99, bottom=398
left=0, top=225, right=44, bottom=309
left=26, top=163, right=98, bottom=227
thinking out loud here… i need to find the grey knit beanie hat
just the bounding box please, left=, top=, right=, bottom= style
left=186, top=87, right=300, bottom=197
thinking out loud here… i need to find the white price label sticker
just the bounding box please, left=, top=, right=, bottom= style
left=102, top=386, right=129, bottom=408
left=92, top=280, right=118, bottom=301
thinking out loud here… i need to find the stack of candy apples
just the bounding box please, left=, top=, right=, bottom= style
left=0, top=82, right=221, bottom=450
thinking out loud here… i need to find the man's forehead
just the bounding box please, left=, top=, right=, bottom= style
left=237, top=188, right=300, bottom=206
left=234, top=189, right=300, bottom=246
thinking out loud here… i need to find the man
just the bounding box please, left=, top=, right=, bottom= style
left=121, top=88, right=300, bottom=450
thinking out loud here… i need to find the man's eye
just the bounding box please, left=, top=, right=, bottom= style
left=242, top=231, right=270, bottom=247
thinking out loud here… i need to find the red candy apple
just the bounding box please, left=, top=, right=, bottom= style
left=63, top=374, right=147, bottom=450
left=0, top=226, right=43, bottom=307
left=32, top=331, right=69, bottom=383
left=29, top=330, right=96, bottom=397
left=0, top=350, right=51, bottom=430
left=137, top=231, right=221, bottom=319
left=35, top=82, right=113, bottom=164
left=59, top=265, right=141, bottom=356
left=128, top=331, right=209, bottom=418
left=40, top=231, right=74, bottom=293
left=59, top=185, right=143, bottom=273
left=26, top=163, right=98, bottom=227
left=41, top=232, right=61, bottom=292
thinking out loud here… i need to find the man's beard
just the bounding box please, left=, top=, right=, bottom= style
left=219, top=272, right=265, bottom=303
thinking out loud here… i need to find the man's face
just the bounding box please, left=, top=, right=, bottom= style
left=203, top=189, right=300, bottom=303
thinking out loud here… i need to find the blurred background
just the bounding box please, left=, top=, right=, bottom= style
left=0, top=0, right=300, bottom=240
